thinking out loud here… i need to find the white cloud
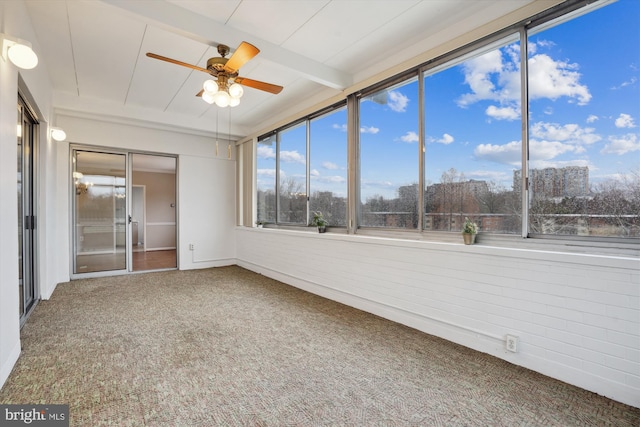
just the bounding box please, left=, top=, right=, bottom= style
left=361, top=179, right=395, bottom=189
left=280, top=150, right=305, bottom=164
left=469, top=117, right=629, bottom=166
left=529, top=158, right=591, bottom=170
left=528, top=54, right=591, bottom=105
left=530, top=122, right=601, bottom=145
left=529, top=139, right=581, bottom=160
left=308, top=167, right=346, bottom=184
left=458, top=49, right=504, bottom=106
left=473, top=137, right=583, bottom=166
left=615, top=113, right=636, bottom=128
left=586, top=114, right=598, bottom=123
left=474, top=141, right=521, bottom=165
left=457, top=47, right=591, bottom=113
left=486, top=105, right=520, bottom=121
left=257, top=145, right=275, bottom=159
left=322, top=161, right=339, bottom=170
left=611, top=76, right=637, bottom=90
left=400, top=131, right=419, bottom=143
left=257, top=168, right=276, bottom=177
left=437, top=133, right=454, bottom=144
left=314, top=175, right=346, bottom=184
left=388, top=90, right=409, bottom=112
left=360, top=125, right=379, bottom=134
left=530, top=40, right=555, bottom=53
left=601, top=133, right=640, bottom=155
left=332, top=123, right=348, bottom=132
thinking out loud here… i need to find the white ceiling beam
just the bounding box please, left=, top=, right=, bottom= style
left=99, top=0, right=352, bottom=90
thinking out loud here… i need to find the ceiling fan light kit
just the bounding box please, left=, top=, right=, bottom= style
left=146, top=41, right=282, bottom=108
left=202, top=75, right=243, bottom=108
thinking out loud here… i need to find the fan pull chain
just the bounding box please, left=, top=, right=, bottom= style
left=215, top=109, right=219, bottom=157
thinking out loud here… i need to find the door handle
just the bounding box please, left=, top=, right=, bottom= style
left=128, top=215, right=132, bottom=224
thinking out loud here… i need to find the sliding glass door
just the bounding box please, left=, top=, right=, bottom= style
left=130, top=153, right=177, bottom=271
left=18, top=96, right=38, bottom=323
left=73, top=150, right=127, bottom=274
left=72, top=149, right=177, bottom=276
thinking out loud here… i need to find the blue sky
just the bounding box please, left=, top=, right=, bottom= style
left=259, top=0, right=639, bottom=202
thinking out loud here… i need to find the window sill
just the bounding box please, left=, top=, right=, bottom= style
left=245, top=225, right=639, bottom=259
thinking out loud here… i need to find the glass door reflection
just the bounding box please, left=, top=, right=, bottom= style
left=73, top=151, right=127, bottom=274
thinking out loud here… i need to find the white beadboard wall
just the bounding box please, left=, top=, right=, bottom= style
left=236, top=227, right=640, bottom=408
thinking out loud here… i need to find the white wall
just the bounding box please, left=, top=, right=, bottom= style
left=179, top=155, right=236, bottom=269
left=55, top=114, right=237, bottom=276
left=236, top=228, right=640, bottom=408
left=0, top=0, right=55, bottom=389
left=0, top=31, right=22, bottom=395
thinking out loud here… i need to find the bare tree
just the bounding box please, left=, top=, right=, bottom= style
left=476, top=181, right=505, bottom=213
left=279, top=177, right=306, bottom=223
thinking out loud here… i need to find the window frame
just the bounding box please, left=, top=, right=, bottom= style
left=257, top=101, right=348, bottom=228
left=251, top=0, right=638, bottom=252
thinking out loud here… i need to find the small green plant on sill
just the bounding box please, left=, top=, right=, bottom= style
left=462, top=217, right=478, bottom=234
left=311, top=211, right=328, bottom=228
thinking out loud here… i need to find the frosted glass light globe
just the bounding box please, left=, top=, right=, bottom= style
left=203, top=79, right=218, bottom=94
left=228, top=83, right=244, bottom=98
left=214, top=91, right=231, bottom=107
left=202, top=92, right=215, bottom=104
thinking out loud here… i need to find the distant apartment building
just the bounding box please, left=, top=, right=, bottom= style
left=425, top=179, right=488, bottom=211
left=513, top=166, right=589, bottom=198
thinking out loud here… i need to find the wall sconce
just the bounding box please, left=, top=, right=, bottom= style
left=1, top=33, right=38, bottom=69
left=50, top=127, right=67, bottom=142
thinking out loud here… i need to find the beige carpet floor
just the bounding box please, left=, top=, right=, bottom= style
left=1, top=266, right=638, bottom=426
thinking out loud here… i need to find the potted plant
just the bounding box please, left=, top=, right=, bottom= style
left=311, top=211, right=328, bottom=233
left=462, top=217, right=478, bottom=245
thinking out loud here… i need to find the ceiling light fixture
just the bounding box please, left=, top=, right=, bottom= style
left=50, top=127, right=67, bottom=142
left=1, top=33, right=38, bottom=69
left=201, top=75, right=243, bottom=108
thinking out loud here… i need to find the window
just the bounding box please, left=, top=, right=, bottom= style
left=526, top=0, right=640, bottom=238
left=309, top=107, right=348, bottom=227
left=424, top=37, right=522, bottom=235
left=253, top=0, right=639, bottom=242
left=257, top=103, right=347, bottom=227
left=256, top=134, right=276, bottom=223
left=278, top=122, right=307, bottom=224
left=359, top=78, right=420, bottom=228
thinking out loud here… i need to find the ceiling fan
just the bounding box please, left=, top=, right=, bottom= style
left=146, top=41, right=283, bottom=107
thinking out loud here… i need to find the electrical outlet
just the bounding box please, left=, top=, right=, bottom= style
left=506, top=335, right=519, bottom=353
left=189, top=243, right=194, bottom=251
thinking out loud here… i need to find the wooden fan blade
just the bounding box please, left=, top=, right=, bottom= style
left=146, top=52, right=209, bottom=74
left=196, top=89, right=204, bottom=97
left=223, top=42, right=259, bottom=74
left=235, top=77, right=283, bottom=94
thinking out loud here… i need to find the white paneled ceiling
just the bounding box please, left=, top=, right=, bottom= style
left=24, top=0, right=539, bottom=139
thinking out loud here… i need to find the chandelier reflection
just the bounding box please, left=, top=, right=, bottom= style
left=74, top=172, right=93, bottom=195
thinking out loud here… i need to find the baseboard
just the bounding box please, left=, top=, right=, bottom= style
left=145, top=247, right=176, bottom=251
left=183, top=257, right=236, bottom=270
left=0, top=340, right=21, bottom=391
